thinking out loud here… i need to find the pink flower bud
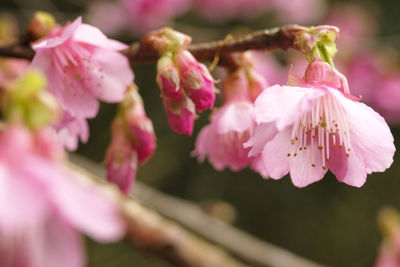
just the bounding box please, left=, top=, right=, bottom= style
left=175, top=50, right=216, bottom=112
left=304, top=59, right=342, bottom=88
left=164, top=96, right=195, bottom=135
left=144, top=27, right=191, bottom=54
left=156, top=55, right=182, bottom=99
left=121, top=86, right=156, bottom=163
left=106, top=118, right=138, bottom=193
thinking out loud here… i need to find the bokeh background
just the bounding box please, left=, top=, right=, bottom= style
left=2, top=0, right=400, bottom=266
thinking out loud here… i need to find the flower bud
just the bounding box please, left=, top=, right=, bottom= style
left=122, top=86, right=156, bottom=164
left=28, top=11, right=56, bottom=39
left=156, top=55, right=182, bottom=99
left=145, top=27, right=191, bottom=54
left=164, top=96, right=195, bottom=135
left=175, top=50, right=216, bottom=112
left=106, top=118, right=138, bottom=193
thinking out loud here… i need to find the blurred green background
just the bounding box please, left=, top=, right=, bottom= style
left=2, top=0, right=400, bottom=266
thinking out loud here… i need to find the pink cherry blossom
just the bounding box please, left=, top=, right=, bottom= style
left=245, top=59, right=395, bottom=187
left=31, top=17, right=133, bottom=150
left=121, top=0, right=190, bottom=35
left=193, top=68, right=267, bottom=176
left=31, top=16, right=133, bottom=118
left=175, top=50, right=216, bottom=112
left=193, top=101, right=256, bottom=171
left=0, top=124, right=125, bottom=267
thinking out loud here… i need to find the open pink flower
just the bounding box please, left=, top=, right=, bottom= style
left=31, top=16, right=133, bottom=118
left=0, top=124, right=125, bottom=267
left=245, top=59, right=395, bottom=187
left=31, top=17, right=133, bottom=150
left=193, top=68, right=267, bottom=176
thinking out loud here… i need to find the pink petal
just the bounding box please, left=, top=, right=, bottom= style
left=49, top=167, right=125, bottom=242
left=258, top=127, right=292, bottom=179
left=32, top=17, right=82, bottom=50
left=329, top=88, right=395, bottom=174
left=216, top=102, right=255, bottom=134
left=0, top=165, right=50, bottom=230
left=254, top=84, right=326, bottom=130
left=289, top=143, right=327, bottom=187
left=250, top=155, right=269, bottom=178
left=244, top=122, right=278, bottom=157
left=89, top=48, right=133, bottom=102
left=37, top=215, right=85, bottom=267
left=44, top=65, right=99, bottom=118
left=73, top=24, right=128, bottom=51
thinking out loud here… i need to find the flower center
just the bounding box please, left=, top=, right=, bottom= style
left=288, top=94, right=351, bottom=169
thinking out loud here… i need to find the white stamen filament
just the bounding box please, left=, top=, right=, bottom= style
left=289, top=94, right=351, bottom=169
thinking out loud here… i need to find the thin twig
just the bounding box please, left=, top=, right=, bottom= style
left=0, top=25, right=306, bottom=68
left=70, top=154, right=325, bottom=267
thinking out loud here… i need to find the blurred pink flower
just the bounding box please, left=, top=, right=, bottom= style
left=31, top=17, right=133, bottom=150
left=0, top=124, right=125, bottom=267
left=194, top=0, right=272, bottom=22
left=87, top=1, right=128, bottom=36
left=373, top=76, right=400, bottom=123
left=271, top=0, right=326, bottom=24
left=122, top=0, right=190, bottom=35
left=193, top=65, right=267, bottom=176
left=31, top=16, right=132, bottom=118
left=324, top=3, right=377, bottom=51
left=245, top=59, right=395, bottom=187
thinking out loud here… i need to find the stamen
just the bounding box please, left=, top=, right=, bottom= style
left=288, top=94, right=351, bottom=166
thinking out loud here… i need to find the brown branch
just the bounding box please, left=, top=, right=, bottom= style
left=0, top=25, right=305, bottom=67
left=70, top=154, right=325, bottom=267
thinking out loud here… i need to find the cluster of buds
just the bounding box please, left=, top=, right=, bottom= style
left=105, top=85, right=156, bottom=193
left=146, top=27, right=216, bottom=135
